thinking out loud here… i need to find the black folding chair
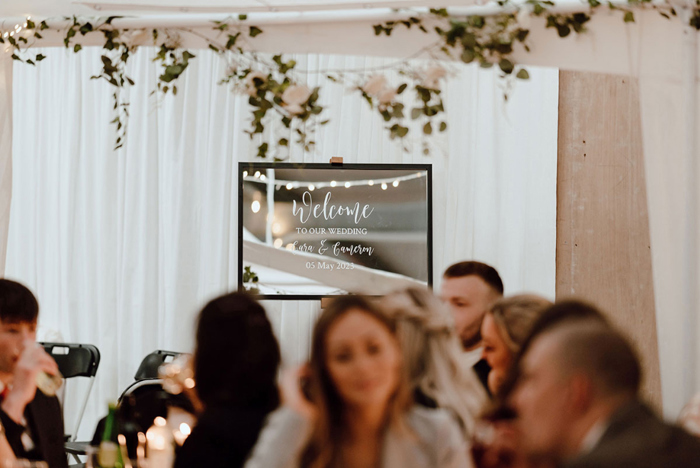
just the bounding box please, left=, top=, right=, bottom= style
left=133, top=350, right=182, bottom=381
left=40, top=343, right=100, bottom=441
left=40, top=343, right=100, bottom=466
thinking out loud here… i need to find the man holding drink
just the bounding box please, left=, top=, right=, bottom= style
left=0, top=279, right=67, bottom=468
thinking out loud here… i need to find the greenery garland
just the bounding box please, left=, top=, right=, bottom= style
left=0, top=0, right=696, bottom=156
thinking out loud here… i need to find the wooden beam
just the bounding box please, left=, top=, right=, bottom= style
left=556, top=70, right=662, bottom=409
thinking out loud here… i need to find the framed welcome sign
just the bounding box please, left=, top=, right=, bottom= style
left=238, top=162, right=433, bottom=299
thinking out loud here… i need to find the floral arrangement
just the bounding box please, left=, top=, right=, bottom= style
left=0, top=0, right=695, bottom=156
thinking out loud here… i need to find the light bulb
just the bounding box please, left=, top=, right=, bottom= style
left=274, top=238, right=283, bottom=248
left=392, top=180, right=399, bottom=187
left=251, top=200, right=261, bottom=213
left=286, top=183, right=293, bottom=190
left=254, top=171, right=260, bottom=178
left=260, top=174, right=267, bottom=181
left=308, top=184, right=315, bottom=191
left=381, top=183, right=388, bottom=190
left=344, top=182, right=351, bottom=188
left=330, top=181, right=337, bottom=187
left=243, top=171, right=248, bottom=178
left=368, top=180, right=375, bottom=186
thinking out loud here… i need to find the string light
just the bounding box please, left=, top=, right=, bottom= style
left=251, top=200, right=261, bottom=213
left=242, top=171, right=426, bottom=190
left=273, top=238, right=283, bottom=248
left=243, top=171, right=248, bottom=178
left=381, top=183, right=388, bottom=190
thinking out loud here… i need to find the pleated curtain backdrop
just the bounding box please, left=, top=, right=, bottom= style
left=6, top=47, right=558, bottom=438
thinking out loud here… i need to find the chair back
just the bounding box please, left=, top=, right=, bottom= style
left=39, top=342, right=100, bottom=444
left=134, top=350, right=181, bottom=381
left=41, top=343, right=100, bottom=378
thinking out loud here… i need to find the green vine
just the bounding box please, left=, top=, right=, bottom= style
left=1, top=0, right=697, bottom=155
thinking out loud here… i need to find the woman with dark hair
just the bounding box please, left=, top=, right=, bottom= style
left=174, top=292, right=281, bottom=468
left=245, top=295, right=471, bottom=468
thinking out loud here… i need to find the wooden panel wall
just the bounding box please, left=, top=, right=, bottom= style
left=556, top=71, right=662, bottom=408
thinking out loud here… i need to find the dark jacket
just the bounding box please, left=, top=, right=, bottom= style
left=566, top=400, right=700, bottom=468
left=0, top=390, right=68, bottom=468
left=174, top=405, right=272, bottom=468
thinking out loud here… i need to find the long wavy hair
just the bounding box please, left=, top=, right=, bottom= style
left=380, top=286, right=487, bottom=436
left=488, top=294, right=552, bottom=355
left=299, top=295, right=413, bottom=468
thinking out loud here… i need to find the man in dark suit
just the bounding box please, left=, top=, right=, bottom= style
left=440, top=261, right=503, bottom=394
left=510, top=315, right=700, bottom=468
left=0, top=279, right=67, bottom=468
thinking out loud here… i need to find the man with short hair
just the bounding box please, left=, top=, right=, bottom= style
left=511, top=315, right=700, bottom=467
left=0, top=279, right=67, bottom=468
left=440, top=261, right=504, bottom=392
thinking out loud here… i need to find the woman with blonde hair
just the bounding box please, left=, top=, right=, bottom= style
left=245, top=294, right=471, bottom=468
left=481, top=294, right=552, bottom=395
left=380, top=286, right=487, bottom=437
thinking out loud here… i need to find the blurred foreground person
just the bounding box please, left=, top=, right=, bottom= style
left=441, top=262, right=504, bottom=393
left=480, top=295, right=551, bottom=396
left=472, top=295, right=551, bottom=468
left=381, top=287, right=487, bottom=436
left=245, top=295, right=471, bottom=468
left=0, top=279, right=65, bottom=468
left=511, top=318, right=700, bottom=468
left=174, top=292, right=281, bottom=468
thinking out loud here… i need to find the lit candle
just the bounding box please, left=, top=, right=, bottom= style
left=146, top=417, right=174, bottom=468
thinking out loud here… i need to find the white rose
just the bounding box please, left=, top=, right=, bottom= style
left=377, top=87, right=397, bottom=104
left=362, top=75, right=388, bottom=96
left=423, top=65, right=447, bottom=89
left=245, top=71, right=267, bottom=96
left=516, top=8, right=532, bottom=29
left=282, top=85, right=312, bottom=106
left=284, top=104, right=305, bottom=116
left=122, top=29, right=150, bottom=49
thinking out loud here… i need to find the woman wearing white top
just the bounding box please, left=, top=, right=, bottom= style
left=245, top=295, right=473, bottom=468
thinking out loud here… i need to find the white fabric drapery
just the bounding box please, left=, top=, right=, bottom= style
left=6, top=46, right=557, bottom=438
left=0, top=51, right=11, bottom=276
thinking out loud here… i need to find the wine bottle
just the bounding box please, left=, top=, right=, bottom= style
left=98, top=403, right=124, bottom=468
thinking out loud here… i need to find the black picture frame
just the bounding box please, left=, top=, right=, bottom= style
left=237, top=161, right=433, bottom=300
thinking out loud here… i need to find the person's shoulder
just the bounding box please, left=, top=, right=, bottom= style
left=572, top=402, right=700, bottom=468
left=406, top=406, right=464, bottom=443
left=28, top=390, right=62, bottom=413
left=404, top=406, right=471, bottom=467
